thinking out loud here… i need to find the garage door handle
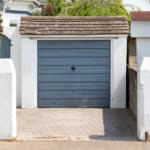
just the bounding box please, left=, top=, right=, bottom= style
left=71, top=65, right=76, bottom=71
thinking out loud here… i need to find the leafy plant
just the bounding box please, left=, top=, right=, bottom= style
left=64, top=0, right=130, bottom=20
left=47, top=0, right=66, bottom=15
left=34, top=0, right=130, bottom=21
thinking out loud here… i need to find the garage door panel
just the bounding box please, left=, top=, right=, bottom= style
left=39, top=82, right=109, bottom=91
left=38, top=40, right=110, bottom=49
left=38, top=40, right=110, bottom=108
left=38, top=49, right=110, bottom=57
left=38, top=99, right=110, bottom=108
left=39, top=66, right=110, bottom=74
left=39, top=74, right=110, bottom=82
left=39, top=91, right=110, bottom=99
left=39, top=57, right=110, bottom=66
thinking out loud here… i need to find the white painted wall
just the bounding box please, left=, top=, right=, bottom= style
left=0, top=59, right=16, bottom=140
left=20, top=35, right=127, bottom=108
left=2, top=25, right=22, bottom=108
left=134, top=39, right=150, bottom=140
left=138, top=57, right=150, bottom=140
left=131, top=19, right=150, bottom=140
left=136, top=38, right=150, bottom=66
left=131, top=21, right=150, bottom=66
left=2, top=7, right=28, bottom=108
left=21, top=38, right=37, bottom=108
left=2, top=12, right=27, bottom=28
left=123, top=0, right=150, bottom=11
left=11, top=27, right=21, bottom=107
left=131, top=21, right=150, bottom=38
left=111, top=37, right=127, bottom=108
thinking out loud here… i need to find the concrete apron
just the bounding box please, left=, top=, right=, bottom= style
left=17, top=108, right=137, bottom=141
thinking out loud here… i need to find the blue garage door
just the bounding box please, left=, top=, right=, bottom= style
left=38, top=40, right=110, bottom=108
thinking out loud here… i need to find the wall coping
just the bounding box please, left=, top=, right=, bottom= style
left=131, top=11, right=150, bottom=21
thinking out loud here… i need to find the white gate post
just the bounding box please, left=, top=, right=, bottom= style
left=0, top=59, right=16, bottom=139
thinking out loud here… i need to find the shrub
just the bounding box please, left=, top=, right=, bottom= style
left=43, top=0, right=66, bottom=16
left=65, top=0, right=130, bottom=20
left=35, top=0, right=130, bottom=21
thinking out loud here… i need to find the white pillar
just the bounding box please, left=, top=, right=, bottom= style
left=0, top=59, right=16, bottom=139
left=21, top=38, right=37, bottom=108
left=110, top=37, right=127, bottom=108
left=138, top=57, right=150, bottom=140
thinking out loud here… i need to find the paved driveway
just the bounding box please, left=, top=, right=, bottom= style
left=17, top=108, right=136, bottom=141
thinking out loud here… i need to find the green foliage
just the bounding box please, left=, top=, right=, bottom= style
left=47, top=0, right=66, bottom=15
left=38, top=0, right=130, bottom=21
left=65, top=0, right=130, bottom=20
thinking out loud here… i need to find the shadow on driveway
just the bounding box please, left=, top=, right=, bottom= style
left=89, top=109, right=137, bottom=141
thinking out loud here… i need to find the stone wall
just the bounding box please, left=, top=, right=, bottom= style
left=128, top=37, right=137, bottom=119
left=128, top=37, right=136, bottom=66
left=128, top=66, right=137, bottom=119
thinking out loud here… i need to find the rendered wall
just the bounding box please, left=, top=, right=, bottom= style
left=135, top=38, right=150, bottom=129
left=136, top=38, right=150, bottom=66
left=0, top=59, right=16, bottom=139
left=10, top=27, right=21, bottom=107
left=131, top=21, right=150, bottom=37
left=21, top=37, right=37, bottom=108
left=3, top=25, right=22, bottom=107
left=2, top=8, right=28, bottom=108
left=131, top=19, right=150, bottom=140
left=110, top=37, right=127, bottom=108
left=138, top=57, right=150, bottom=140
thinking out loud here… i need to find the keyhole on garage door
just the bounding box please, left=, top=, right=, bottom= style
left=71, top=65, right=76, bottom=72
